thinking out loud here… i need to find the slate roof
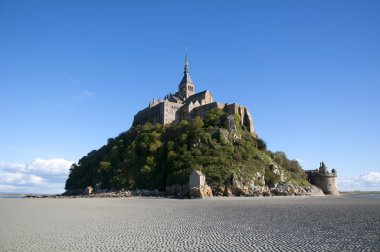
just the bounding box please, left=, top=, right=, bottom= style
left=192, top=170, right=204, bottom=176
left=179, top=72, right=193, bottom=85
left=185, top=90, right=209, bottom=104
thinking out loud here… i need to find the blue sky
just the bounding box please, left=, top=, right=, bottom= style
left=0, top=0, right=379, bottom=193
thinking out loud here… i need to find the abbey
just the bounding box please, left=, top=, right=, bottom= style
left=133, top=53, right=255, bottom=133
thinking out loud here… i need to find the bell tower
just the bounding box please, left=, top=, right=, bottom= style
left=178, top=49, right=195, bottom=99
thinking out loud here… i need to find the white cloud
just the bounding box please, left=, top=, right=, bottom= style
left=0, top=172, right=23, bottom=183
left=0, top=158, right=74, bottom=194
left=0, top=172, right=44, bottom=185
left=338, top=171, right=380, bottom=191
left=295, top=159, right=310, bottom=169
left=357, top=172, right=380, bottom=184
left=0, top=185, right=17, bottom=192
left=1, top=158, right=73, bottom=176
left=28, top=158, right=73, bottom=175
left=29, top=174, right=44, bottom=184
left=68, top=77, right=81, bottom=85
left=82, top=89, right=93, bottom=98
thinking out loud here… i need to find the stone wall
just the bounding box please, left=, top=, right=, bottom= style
left=189, top=171, right=205, bottom=188
left=222, top=103, right=254, bottom=133
left=133, top=82, right=255, bottom=136
left=163, top=100, right=181, bottom=124
left=189, top=102, right=221, bottom=120
left=318, top=174, right=339, bottom=195
left=134, top=100, right=256, bottom=135
left=133, top=102, right=164, bottom=126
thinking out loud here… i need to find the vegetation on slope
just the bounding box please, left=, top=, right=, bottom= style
left=65, top=108, right=308, bottom=191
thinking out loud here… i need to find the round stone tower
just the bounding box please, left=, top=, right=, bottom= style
left=305, top=162, right=340, bottom=195
left=319, top=172, right=339, bottom=195
left=318, top=163, right=339, bottom=195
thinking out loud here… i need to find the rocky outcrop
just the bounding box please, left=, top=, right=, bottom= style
left=269, top=163, right=286, bottom=182
left=270, top=182, right=310, bottom=196
left=308, top=185, right=325, bottom=196
left=212, top=176, right=313, bottom=197
left=84, top=186, right=93, bottom=195
left=189, top=185, right=213, bottom=199
left=62, top=189, right=84, bottom=196
left=231, top=174, right=255, bottom=196
left=166, top=184, right=189, bottom=197
left=134, top=189, right=165, bottom=197
left=61, top=189, right=167, bottom=198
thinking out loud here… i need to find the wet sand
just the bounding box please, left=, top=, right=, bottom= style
left=0, top=196, right=379, bottom=251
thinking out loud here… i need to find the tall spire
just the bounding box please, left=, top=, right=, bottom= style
left=179, top=47, right=193, bottom=85
left=184, top=47, right=189, bottom=74
left=178, top=47, right=195, bottom=98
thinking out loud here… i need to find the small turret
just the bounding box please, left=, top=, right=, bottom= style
left=319, top=162, right=327, bottom=174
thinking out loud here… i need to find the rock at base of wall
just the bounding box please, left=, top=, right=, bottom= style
left=189, top=185, right=213, bottom=199
left=309, top=185, right=326, bottom=196
left=62, top=189, right=84, bottom=196
left=84, top=186, right=93, bottom=195
left=223, top=186, right=233, bottom=197
left=133, top=189, right=165, bottom=197
left=212, top=183, right=314, bottom=197
left=327, top=190, right=340, bottom=196
left=212, top=186, right=226, bottom=196
left=252, top=186, right=271, bottom=196
left=166, top=184, right=189, bottom=197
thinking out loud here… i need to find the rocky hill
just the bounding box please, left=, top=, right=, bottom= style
left=65, top=108, right=310, bottom=196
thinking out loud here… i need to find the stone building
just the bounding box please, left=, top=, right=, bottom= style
left=189, top=170, right=206, bottom=188
left=133, top=53, right=255, bottom=133
left=305, top=162, right=339, bottom=195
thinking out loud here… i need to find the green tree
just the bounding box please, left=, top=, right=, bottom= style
left=65, top=117, right=309, bottom=192
left=257, top=137, right=267, bottom=150
left=204, top=108, right=227, bottom=127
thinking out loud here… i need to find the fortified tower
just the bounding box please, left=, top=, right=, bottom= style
left=305, top=162, right=339, bottom=195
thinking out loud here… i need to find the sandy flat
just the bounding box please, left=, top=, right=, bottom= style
left=0, top=196, right=379, bottom=251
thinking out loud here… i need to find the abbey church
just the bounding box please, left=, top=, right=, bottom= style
left=133, top=53, right=255, bottom=134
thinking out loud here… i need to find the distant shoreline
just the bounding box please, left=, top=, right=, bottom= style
left=340, top=191, right=380, bottom=195
left=0, top=193, right=53, bottom=199
left=1, top=191, right=380, bottom=199
left=0, top=191, right=380, bottom=199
